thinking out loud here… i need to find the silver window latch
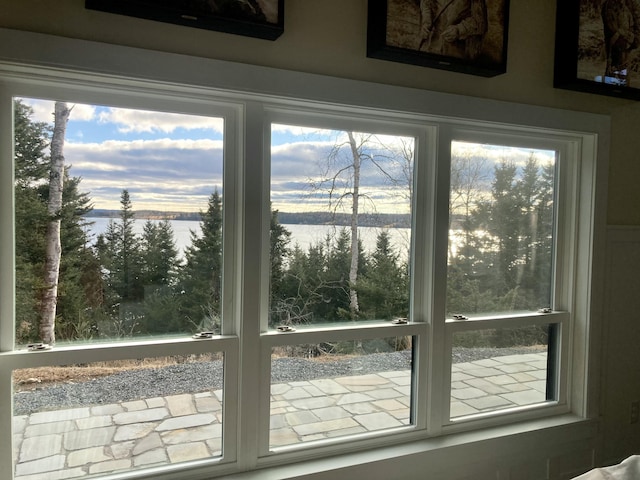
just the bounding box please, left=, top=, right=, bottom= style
left=192, top=331, right=215, bottom=339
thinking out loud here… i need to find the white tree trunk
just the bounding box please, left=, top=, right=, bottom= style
left=40, top=102, right=70, bottom=345
left=347, top=132, right=360, bottom=319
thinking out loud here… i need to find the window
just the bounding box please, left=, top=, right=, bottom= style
left=6, top=92, right=241, bottom=479
left=0, top=52, right=602, bottom=480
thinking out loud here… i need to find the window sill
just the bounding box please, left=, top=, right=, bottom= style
left=227, top=415, right=597, bottom=480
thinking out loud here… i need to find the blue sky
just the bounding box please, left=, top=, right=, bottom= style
left=20, top=98, right=554, bottom=216
left=23, top=98, right=225, bottom=212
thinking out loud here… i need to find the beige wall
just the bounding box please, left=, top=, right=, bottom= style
left=1, top=0, right=639, bottom=225
left=1, top=0, right=640, bottom=468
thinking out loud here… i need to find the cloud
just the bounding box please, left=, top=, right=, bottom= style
left=98, top=107, right=224, bottom=134
left=65, top=138, right=224, bottom=211
left=17, top=98, right=97, bottom=123
left=452, top=141, right=555, bottom=171
left=17, top=98, right=223, bottom=136
left=270, top=139, right=413, bottom=214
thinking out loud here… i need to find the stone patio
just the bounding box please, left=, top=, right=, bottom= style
left=12, top=352, right=547, bottom=480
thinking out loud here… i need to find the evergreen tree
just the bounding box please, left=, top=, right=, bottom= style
left=488, top=160, right=521, bottom=298
left=141, top=219, right=180, bottom=288
left=14, top=100, right=50, bottom=188
left=98, top=190, right=143, bottom=303
left=270, top=209, right=291, bottom=304
left=179, top=190, right=223, bottom=332
left=55, top=174, right=101, bottom=340
left=322, top=229, right=353, bottom=321
left=135, top=219, right=182, bottom=334
left=14, top=100, right=100, bottom=343
left=358, top=231, right=409, bottom=320
left=14, top=101, right=50, bottom=342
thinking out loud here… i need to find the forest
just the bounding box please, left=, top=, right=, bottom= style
left=14, top=100, right=554, bottom=350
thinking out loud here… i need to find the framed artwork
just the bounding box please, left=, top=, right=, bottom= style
left=554, top=0, right=640, bottom=100
left=367, top=0, right=510, bottom=77
left=85, top=0, right=284, bottom=41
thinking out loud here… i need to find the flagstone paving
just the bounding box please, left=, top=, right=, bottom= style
left=12, top=352, right=547, bottom=479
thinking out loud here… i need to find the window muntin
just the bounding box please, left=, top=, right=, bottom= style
left=446, top=141, right=556, bottom=318
left=13, top=98, right=225, bottom=347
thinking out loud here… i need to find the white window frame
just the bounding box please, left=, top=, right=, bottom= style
left=0, top=72, right=245, bottom=479
left=0, top=28, right=607, bottom=480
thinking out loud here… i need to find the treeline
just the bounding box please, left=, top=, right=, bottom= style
left=87, top=210, right=412, bottom=228
left=89, top=209, right=202, bottom=221
left=276, top=211, right=411, bottom=228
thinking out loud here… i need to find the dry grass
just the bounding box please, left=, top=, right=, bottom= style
left=13, top=354, right=220, bottom=391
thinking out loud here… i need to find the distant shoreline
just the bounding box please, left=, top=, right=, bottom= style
left=84, top=210, right=414, bottom=228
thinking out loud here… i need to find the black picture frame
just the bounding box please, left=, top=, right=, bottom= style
left=554, top=0, right=640, bottom=100
left=367, top=0, right=510, bottom=77
left=85, top=0, right=284, bottom=41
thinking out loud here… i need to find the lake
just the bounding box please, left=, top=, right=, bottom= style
left=85, top=218, right=412, bottom=261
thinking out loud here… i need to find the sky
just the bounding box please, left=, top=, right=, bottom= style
left=19, top=97, right=555, bottom=216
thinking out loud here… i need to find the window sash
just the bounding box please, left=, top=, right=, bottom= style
left=2, top=80, right=244, bottom=477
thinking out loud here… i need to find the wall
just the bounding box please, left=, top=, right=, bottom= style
left=1, top=1, right=639, bottom=224
left=1, top=0, right=639, bottom=472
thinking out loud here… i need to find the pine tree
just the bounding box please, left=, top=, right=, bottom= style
left=94, top=190, right=144, bottom=337
left=98, top=190, right=143, bottom=302
left=179, top=191, right=223, bottom=332
left=141, top=219, right=180, bottom=288
left=14, top=100, right=101, bottom=343
left=358, top=230, right=409, bottom=320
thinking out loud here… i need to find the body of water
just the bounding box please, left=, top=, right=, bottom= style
left=85, top=217, right=412, bottom=261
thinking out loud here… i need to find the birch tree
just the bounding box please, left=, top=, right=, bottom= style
left=40, top=102, right=71, bottom=344
left=312, top=131, right=412, bottom=322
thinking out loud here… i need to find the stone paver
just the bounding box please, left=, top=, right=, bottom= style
left=12, top=351, right=548, bottom=479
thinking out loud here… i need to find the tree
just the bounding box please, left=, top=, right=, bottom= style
left=100, top=190, right=143, bottom=302
left=448, top=154, right=556, bottom=317
left=94, top=189, right=144, bottom=338
left=179, top=190, right=223, bottom=331
left=310, top=131, right=412, bottom=321
left=270, top=209, right=291, bottom=303
left=141, top=219, right=180, bottom=288
left=358, top=230, right=409, bottom=320
left=14, top=100, right=50, bottom=188
left=14, top=100, right=100, bottom=343
left=40, top=102, right=71, bottom=345
left=55, top=174, right=101, bottom=340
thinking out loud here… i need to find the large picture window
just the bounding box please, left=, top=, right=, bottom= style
left=0, top=52, right=601, bottom=480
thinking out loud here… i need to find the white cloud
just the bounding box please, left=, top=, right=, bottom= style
left=17, top=98, right=97, bottom=123
left=64, top=138, right=224, bottom=211
left=98, top=107, right=224, bottom=134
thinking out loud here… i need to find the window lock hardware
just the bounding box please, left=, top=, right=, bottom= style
left=192, top=331, right=215, bottom=339
left=538, top=307, right=553, bottom=314
left=27, top=343, right=52, bottom=351
left=392, top=317, right=408, bottom=325
left=276, top=325, right=296, bottom=332
left=452, top=314, right=469, bottom=321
